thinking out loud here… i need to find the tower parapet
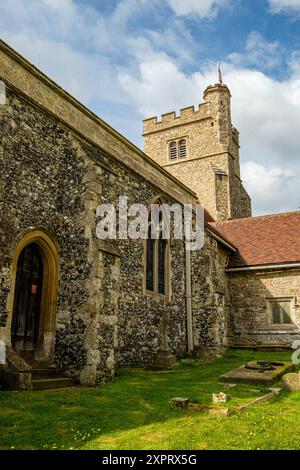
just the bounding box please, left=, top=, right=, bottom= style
left=143, top=103, right=210, bottom=135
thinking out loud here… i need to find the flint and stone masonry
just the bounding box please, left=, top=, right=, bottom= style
left=0, top=38, right=299, bottom=388
left=0, top=39, right=232, bottom=386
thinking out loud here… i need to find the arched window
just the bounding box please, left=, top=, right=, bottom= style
left=178, top=139, right=187, bottom=159
left=145, top=202, right=169, bottom=296
left=169, top=141, right=177, bottom=161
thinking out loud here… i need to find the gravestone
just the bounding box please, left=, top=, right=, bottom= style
left=282, top=373, right=300, bottom=392
left=153, top=315, right=176, bottom=369
left=212, top=392, right=229, bottom=404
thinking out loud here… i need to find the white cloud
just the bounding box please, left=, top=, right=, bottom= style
left=222, top=65, right=300, bottom=165
left=143, top=20, right=196, bottom=65
left=0, top=0, right=165, bottom=107
left=119, top=58, right=199, bottom=116
left=228, top=31, right=282, bottom=70
left=40, top=0, right=74, bottom=12
left=167, top=0, right=229, bottom=17
left=269, top=0, right=300, bottom=13
left=241, top=162, right=300, bottom=214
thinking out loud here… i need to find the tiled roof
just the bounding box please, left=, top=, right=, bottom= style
left=203, top=209, right=236, bottom=250
left=208, top=211, right=300, bottom=268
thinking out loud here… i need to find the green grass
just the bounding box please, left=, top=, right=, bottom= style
left=0, top=349, right=299, bottom=450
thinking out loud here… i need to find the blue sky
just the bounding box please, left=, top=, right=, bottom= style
left=1, top=0, right=300, bottom=215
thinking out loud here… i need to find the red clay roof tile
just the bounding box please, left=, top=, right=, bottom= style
left=208, top=211, right=300, bottom=268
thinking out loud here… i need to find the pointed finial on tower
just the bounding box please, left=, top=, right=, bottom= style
left=217, top=62, right=223, bottom=84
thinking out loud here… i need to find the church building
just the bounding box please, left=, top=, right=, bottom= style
left=0, top=39, right=299, bottom=389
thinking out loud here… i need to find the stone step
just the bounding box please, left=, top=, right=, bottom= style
left=31, top=368, right=65, bottom=379
left=32, top=377, right=77, bottom=390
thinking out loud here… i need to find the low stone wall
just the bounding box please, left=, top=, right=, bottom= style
left=0, top=347, right=32, bottom=390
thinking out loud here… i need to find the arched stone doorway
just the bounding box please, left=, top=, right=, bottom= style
left=6, top=229, right=59, bottom=363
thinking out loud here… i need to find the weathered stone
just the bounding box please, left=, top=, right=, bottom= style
left=208, top=407, right=230, bottom=416
left=222, top=383, right=237, bottom=389
left=212, top=392, right=229, bottom=404
left=237, top=393, right=274, bottom=412
left=282, top=373, right=300, bottom=392
left=247, top=389, right=261, bottom=394
left=268, top=387, right=282, bottom=396
left=220, top=361, right=294, bottom=385
left=80, top=365, right=97, bottom=387
left=153, top=349, right=177, bottom=370
left=171, top=397, right=190, bottom=408
left=0, top=347, right=32, bottom=390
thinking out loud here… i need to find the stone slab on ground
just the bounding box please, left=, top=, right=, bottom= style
left=237, top=392, right=275, bottom=412
left=219, top=361, right=294, bottom=385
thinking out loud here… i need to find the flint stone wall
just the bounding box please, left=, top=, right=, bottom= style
left=0, top=87, right=194, bottom=382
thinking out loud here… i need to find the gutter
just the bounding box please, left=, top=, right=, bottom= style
left=226, top=262, right=300, bottom=273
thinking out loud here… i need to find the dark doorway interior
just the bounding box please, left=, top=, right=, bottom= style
left=11, top=243, right=43, bottom=360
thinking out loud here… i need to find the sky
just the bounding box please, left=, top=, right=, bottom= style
left=0, top=0, right=300, bottom=215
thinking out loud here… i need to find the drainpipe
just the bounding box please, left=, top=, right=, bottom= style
left=185, top=246, right=193, bottom=353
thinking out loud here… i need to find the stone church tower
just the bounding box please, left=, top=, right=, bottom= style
left=143, top=78, right=251, bottom=221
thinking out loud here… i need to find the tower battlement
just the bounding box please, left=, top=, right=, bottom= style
left=143, top=82, right=232, bottom=136
left=143, top=102, right=210, bottom=135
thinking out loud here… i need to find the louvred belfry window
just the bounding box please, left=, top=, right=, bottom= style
left=178, top=139, right=187, bottom=159
left=169, top=142, right=177, bottom=161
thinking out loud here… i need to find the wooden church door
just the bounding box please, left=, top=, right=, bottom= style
left=11, top=243, right=44, bottom=358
